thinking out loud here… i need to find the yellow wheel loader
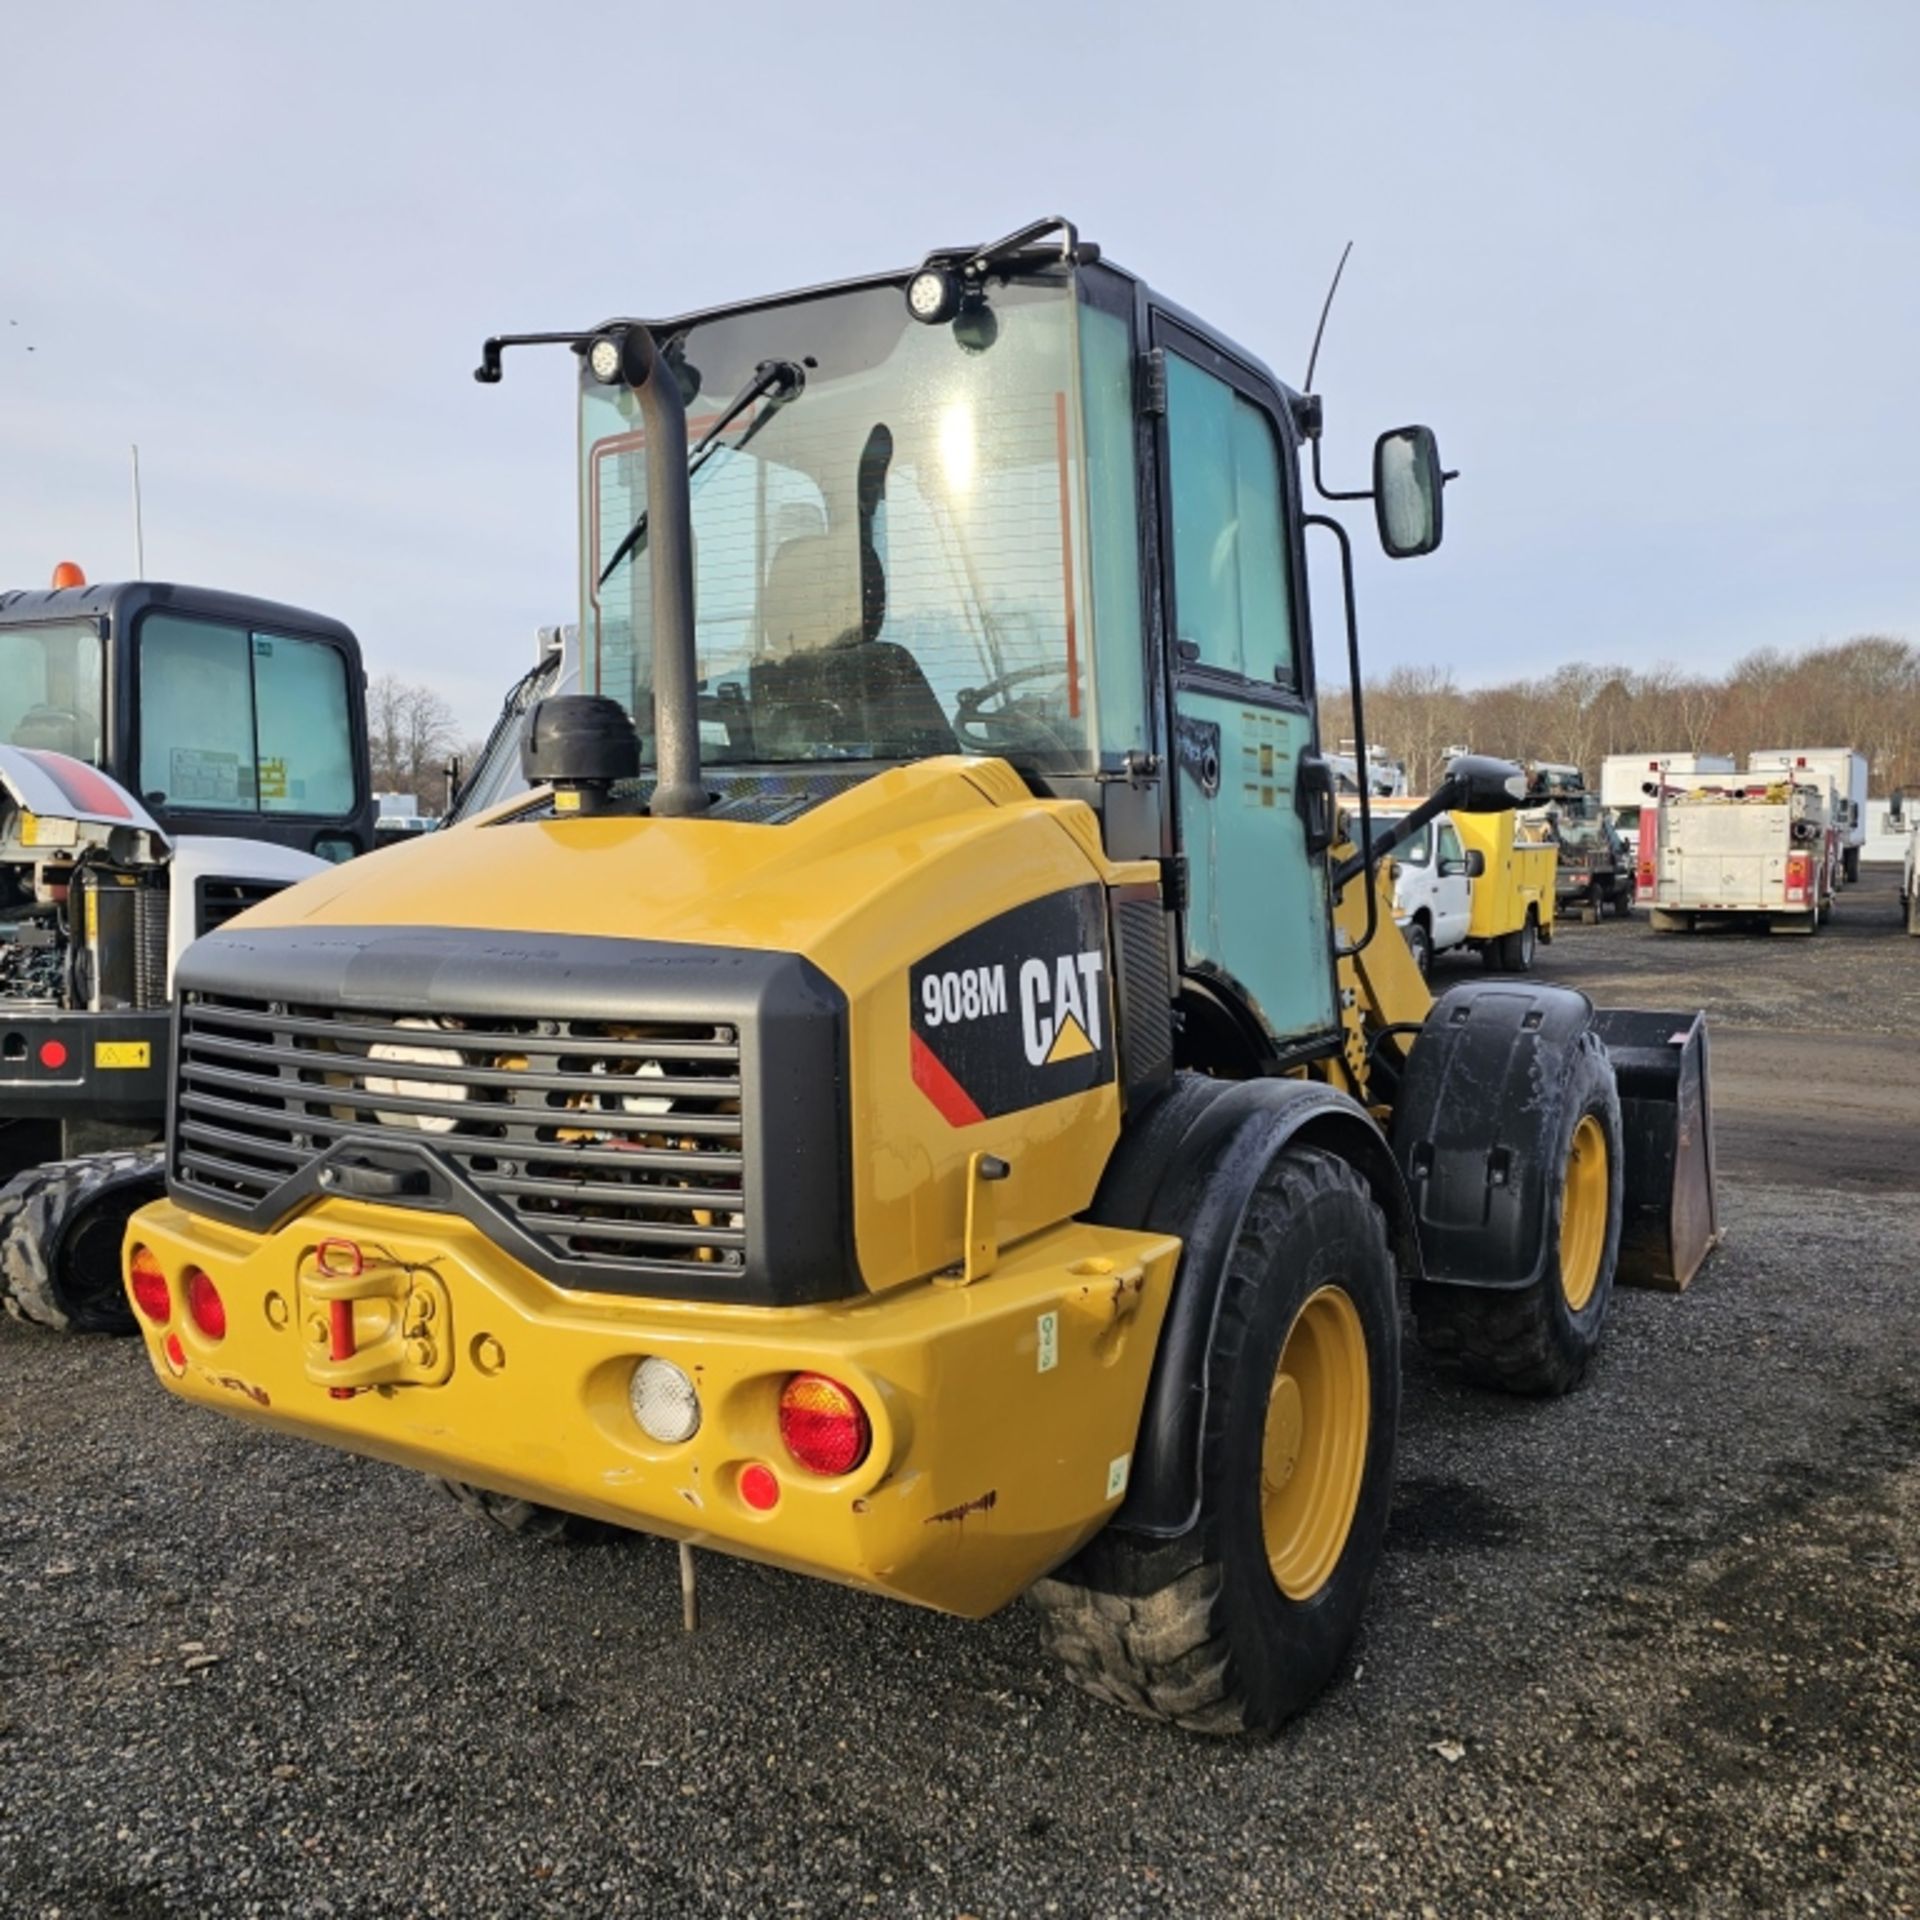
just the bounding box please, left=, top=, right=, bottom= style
left=123, top=218, right=1718, bottom=1733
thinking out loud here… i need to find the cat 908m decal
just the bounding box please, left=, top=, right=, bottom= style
left=909, top=886, right=1114, bottom=1125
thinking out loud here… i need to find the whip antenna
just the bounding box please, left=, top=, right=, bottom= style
left=1303, top=240, right=1354, bottom=393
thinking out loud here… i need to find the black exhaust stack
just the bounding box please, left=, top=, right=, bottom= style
left=475, top=319, right=708, bottom=820
left=614, top=325, right=707, bottom=818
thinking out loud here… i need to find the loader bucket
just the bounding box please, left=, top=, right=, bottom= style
left=1591, top=1009, right=1720, bottom=1292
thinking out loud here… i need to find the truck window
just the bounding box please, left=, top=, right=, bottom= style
left=1163, top=356, right=1297, bottom=689
left=139, top=614, right=356, bottom=816
left=0, top=621, right=103, bottom=764
left=1436, top=821, right=1464, bottom=870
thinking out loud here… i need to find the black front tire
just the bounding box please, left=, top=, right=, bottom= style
left=1405, top=918, right=1433, bottom=976
left=1031, top=1147, right=1400, bottom=1735
left=1413, top=1032, right=1623, bottom=1395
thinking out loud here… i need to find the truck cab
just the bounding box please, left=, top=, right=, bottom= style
left=1367, top=805, right=1473, bottom=972
left=0, top=578, right=373, bottom=1328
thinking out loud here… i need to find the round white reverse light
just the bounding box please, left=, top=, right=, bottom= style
left=629, top=1356, right=701, bottom=1444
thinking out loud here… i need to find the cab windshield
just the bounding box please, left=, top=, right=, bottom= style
left=580, top=275, right=1101, bottom=773
left=0, top=621, right=104, bottom=764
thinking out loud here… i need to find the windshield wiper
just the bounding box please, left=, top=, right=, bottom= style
left=598, top=357, right=806, bottom=588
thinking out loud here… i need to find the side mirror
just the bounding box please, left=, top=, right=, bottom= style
left=1373, top=425, right=1445, bottom=559
left=1892, top=791, right=1906, bottom=825
left=1464, top=847, right=1487, bottom=879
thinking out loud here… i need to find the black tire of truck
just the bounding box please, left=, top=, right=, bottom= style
left=1485, top=907, right=1539, bottom=973
left=1405, top=917, right=1433, bottom=976
left=0, top=1148, right=166, bottom=1335
left=1412, top=1032, right=1623, bottom=1396
left=1612, top=878, right=1636, bottom=919
left=1844, top=845, right=1861, bottom=884
left=438, top=1480, right=624, bottom=1544
left=1028, top=1146, right=1400, bottom=1736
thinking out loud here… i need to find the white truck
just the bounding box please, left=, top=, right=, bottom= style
left=1364, top=802, right=1557, bottom=973
left=1888, top=791, right=1920, bottom=935
left=1748, top=748, right=1870, bottom=883
left=1636, top=768, right=1838, bottom=935
left=1599, top=753, right=1736, bottom=858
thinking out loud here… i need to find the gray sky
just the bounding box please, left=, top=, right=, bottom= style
left=5, top=0, right=1915, bottom=735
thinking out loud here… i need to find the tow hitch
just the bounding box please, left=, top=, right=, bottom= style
left=298, top=1238, right=453, bottom=1395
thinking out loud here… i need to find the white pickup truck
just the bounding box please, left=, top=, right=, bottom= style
left=1377, top=813, right=1475, bottom=972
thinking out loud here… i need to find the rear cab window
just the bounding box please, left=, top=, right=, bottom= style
left=138, top=613, right=357, bottom=816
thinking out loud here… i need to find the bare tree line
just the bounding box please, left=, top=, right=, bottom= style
left=366, top=673, right=481, bottom=812
left=1318, top=636, right=1920, bottom=797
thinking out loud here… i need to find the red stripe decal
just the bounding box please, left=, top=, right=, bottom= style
left=911, top=1031, right=986, bottom=1128
left=24, top=750, right=132, bottom=819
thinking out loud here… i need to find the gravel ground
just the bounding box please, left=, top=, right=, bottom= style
left=2, top=874, right=1915, bottom=1918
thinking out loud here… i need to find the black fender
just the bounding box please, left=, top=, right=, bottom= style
left=1389, top=979, right=1610, bottom=1292
left=1090, top=1073, right=1420, bottom=1540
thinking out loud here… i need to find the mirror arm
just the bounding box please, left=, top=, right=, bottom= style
left=1305, top=512, right=1378, bottom=957
left=1308, top=428, right=1375, bottom=506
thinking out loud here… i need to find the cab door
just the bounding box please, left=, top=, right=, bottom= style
left=1433, top=817, right=1474, bottom=949
left=1154, top=321, right=1336, bottom=1051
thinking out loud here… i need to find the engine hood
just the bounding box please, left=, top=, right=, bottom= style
left=0, top=744, right=166, bottom=861
left=225, top=756, right=1122, bottom=984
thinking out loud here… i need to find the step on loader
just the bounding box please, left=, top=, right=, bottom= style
left=123, top=219, right=1719, bottom=1731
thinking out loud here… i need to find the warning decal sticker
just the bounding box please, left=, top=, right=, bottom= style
left=909, top=886, right=1114, bottom=1126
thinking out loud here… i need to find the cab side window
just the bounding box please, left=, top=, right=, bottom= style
left=1163, top=355, right=1297, bottom=689
left=1437, top=821, right=1466, bottom=872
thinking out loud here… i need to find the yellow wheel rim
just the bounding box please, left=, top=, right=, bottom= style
left=1261, top=1285, right=1371, bottom=1602
left=1559, top=1113, right=1609, bottom=1312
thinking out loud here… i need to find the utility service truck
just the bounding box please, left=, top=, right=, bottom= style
left=1637, top=766, right=1837, bottom=934
left=1367, top=795, right=1556, bottom=972
left=1748, top=748, right=1869, bottom=884
left=121, top=219, right=1716, bottom=1734
left=0, top=572, right=373, bottom=1329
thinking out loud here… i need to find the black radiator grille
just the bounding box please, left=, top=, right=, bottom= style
left=195, top=876, right=288, bottom=938
left=172, top=995, right=747, bottom=1271
left=135, top=885, right=170, bottom=1008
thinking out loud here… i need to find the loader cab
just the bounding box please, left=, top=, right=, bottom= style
left=577, top=246, right=1440, bottom=1076
left=0, top=580, right=374, bottom=861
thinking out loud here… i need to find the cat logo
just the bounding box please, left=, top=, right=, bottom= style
left=909, top=886, right=1114, bottom=1126
left=1019, top=950, right=1105, bottom=1067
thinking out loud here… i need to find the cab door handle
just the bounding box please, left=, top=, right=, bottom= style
left=1296, top=752, right=1337, bottom=856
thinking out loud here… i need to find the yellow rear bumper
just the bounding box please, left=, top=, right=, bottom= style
left=125, top=1197, right=1180, bottom=1617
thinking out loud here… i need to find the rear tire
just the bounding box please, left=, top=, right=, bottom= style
left=1612, top=880, right=1635, bottom=919
left=1030, top=1147, right=1399, bottom=1735
left=1486, top=908, right=1538, bottom=973
left=1413, top=1033, right=1622, bottom=1395
left=0, top=1149, right=166, bottom=1334
left=439, top=1481, right=623, bottom=1544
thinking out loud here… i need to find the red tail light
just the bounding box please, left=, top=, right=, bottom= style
left=129, top=1245, right=170, bottom=1324
left=185, top=1268, right=226, bottom=1340
left=778, top=1373, right=872, bottom=1476
left=163, top=1332, right=186, bottom=1374
left=739, top=1462, right=781, bottom=1511
left=1785, top=853, right=1810, bottom=901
